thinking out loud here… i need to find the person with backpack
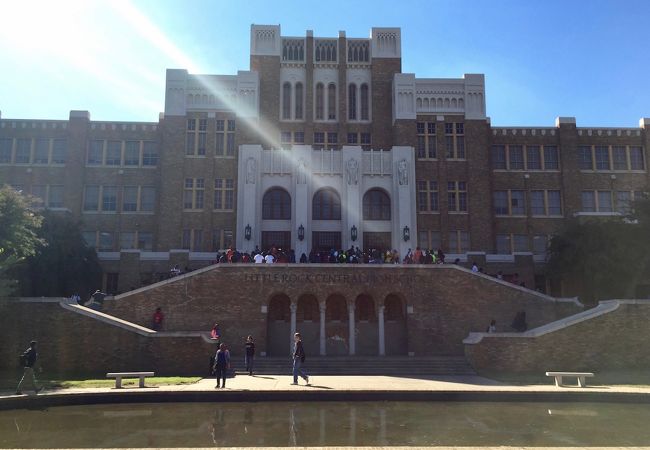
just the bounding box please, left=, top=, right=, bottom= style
left=213, top=343, right=230, bottom=389
left=16, top=340, right=42, bottom=395
left=291, top=332, right=309, bottom=385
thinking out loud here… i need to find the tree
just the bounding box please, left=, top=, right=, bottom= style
left=13, top=210, right=102, bottom=298
left=0, top=185, right=43, bottom=297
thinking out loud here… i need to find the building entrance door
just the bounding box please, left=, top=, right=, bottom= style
left=312, top=231, right=342, bottom=252
left=363, top=232, right=391, bottom=251
left=262, top=231, right=291, bottom=252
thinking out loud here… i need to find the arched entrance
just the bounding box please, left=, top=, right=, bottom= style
left=384, top=294, right=408, bottom=355
left=297, top=294, right=319, bottom=356
left=267, top=294, right=290, bottom=356
left=355, top=294, right=378, bottom=355
left=325, top=294, right=348, bottom=355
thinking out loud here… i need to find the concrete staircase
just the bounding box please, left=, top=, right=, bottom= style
left=233, top=356, right=475, bottom=376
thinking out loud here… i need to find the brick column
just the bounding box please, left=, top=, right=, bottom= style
left=348, top=298, right=356, bottom=355
left=319, top=300, right=326, bottom=356
left=378, top=305, right=385, bottom=356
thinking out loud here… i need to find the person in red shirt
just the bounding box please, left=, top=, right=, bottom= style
left=152, top=307, right=164, bottom=331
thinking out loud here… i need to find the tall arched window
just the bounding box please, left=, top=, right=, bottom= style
left=384, top=294, right=404, bottom=321
left=295, top=82, right=303, bottom=120
left=312, top=189, right=341, bottom=220
left=360, top=83, right=369, bottom=120
left=327, top=83, right=337, bottom=120
left=263, top=188, right=291, bottom=220
left=282, top=82, right=291, bottom=120
left=363, top=189, right=391, bottom=220
left=348, top=84, right=357, bottom=120
left=315, top=83, right=324, bottom=120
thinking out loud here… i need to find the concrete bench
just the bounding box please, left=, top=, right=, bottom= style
left=106, top=372, right=154, bottom=388
left=545, top=371, right=594, bottom=388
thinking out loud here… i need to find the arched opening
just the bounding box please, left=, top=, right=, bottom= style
left=315, top=83, right=324, bottom=120
left=326, top=294, right=348, bottom=356
left=360, top=83, right=369, bottom=120
left=267, top=294, right=291, bottom=356
left=262, top=188, right=291, bottom=220
left=355, top=294, right=375, bottom=321
left=348, top=84, right=357, bottom=120
left=297, top=294, right=319, bottom=355
left=294, top=82, right=303, bottom=120
left=383, top=294, right=407, bottom=355
left=282, top=82, right=291, bottom=120
left=312, top=188, right=341, bottom=220
left=356, top=294, right=378, bottom=355
left=327, top=83, right=337, bottom=120
left=363, top=189, right=391, bottom=220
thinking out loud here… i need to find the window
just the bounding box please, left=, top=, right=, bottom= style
left=48, top=185, right=64, bottom=208
left=197, top=121, right=207, bottom=156
left=327, top=132, right=338, bottom=149
left=513, top=234, right=529, bottom=252
left=595, top=146, right=610, bottom=170
left=579, top=146, right=593, bottom=170
left=496, top=234, right=528, bottom=254
left=83, top=231, right=97, bottom=248
left=262, top=188, right=291, bottom=219
left=313, top=132, right=324, bottom=148
left=34, top=139, right=49, bottom=164
left=122, top=187, right=138, bottom=211
left=294, top=131, right=304, bottom=144
left=314, top=132, right=338, bottom=150
left=312, top=189, right=341, bottom=220
left=530, top=191, right=544, bottom=216
left=140, top=187, right=155, bottom=212
left=493, top=191, right=509, bottom=215
left=449, top=230, right=469, bottom=254
left=185, top=118, right=206, bottom=156
left=120, top=232, right=136, bottom=249
left=104, top=141, right=120, bottom=165
left=496, top=234, right=511, bottom=254
left=0, top=138, right=12, bottom=163
left=531, top=190, right=562, bottom=216
left=15, top=139, right=31, bottom=163
left=212, top=229, right=234, bottom=251
left=31, top=185, right=46, bottom=207
left=348, top=84, right=357, bottom=120
left=347, top=133, right=358, bottom=144
left=612, top=146, right=627, bottom=170
left=448, top=181, right=467, bottom=212
left=142, top=142, right=158, bottom=166
left=227, top=120, right=236, bottom=155
left=363, top=189, right=391, bottom=220
left=544, top=146, right=559, bottom=170
left=360, top=133, right=371, bottom=146
left=598, top=190, right=612, bottom=212
left=630, top=146, right=645, bottom=170
left=315, top=83, right=324, bottom=120
left=98, top=232, right=114, bottom=251
left=417, top=122, right=436, bottom=159
left=418, top=230, right=441, bottom=250
left=581, top=190, right=613, bottom=213
left=294, top=82, right=303, bottom=120
left=327, top=83, right=337, bottom=120
left=124, top=141, right=140, bottom=166
left=533, top=235, right=548, bottom=255
left=617, top=191, right=631, bottom=214
left=83, top=186, right=100, bottom=211
left=138, top=232, right=153, bottom=251
left=526, top=146, right=541, bottom=170
left=182, top=229, right=203, bottom=251
left=581, top=191, right=596, bottom=212
left=282, top=82, right=291, bottom=120
left=417, top=180, right=438, bottom=212
left=102, top=186, right=118, bottom=211
left=509, top=145, right=524, bottom=169
left=445, top=122, right=465, bottom=159
left=360, top=83, right=369, bottom=120
left=491, top=145, right=506, bottom=169
left=88, top=141, right=103, bottom=165
left=183, top=178, right=204, bottom=210
left=547, top=190, right=562, bottom=215
left=214, top=178, right=234, bottom=210
left=215, top=120, right=225, bottom=155
left=510, top=190, right=525, bottom=215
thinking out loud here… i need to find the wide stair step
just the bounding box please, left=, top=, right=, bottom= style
left=233, top=356, right=475, bottom=376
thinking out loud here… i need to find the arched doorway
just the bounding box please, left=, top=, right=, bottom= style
left=362, top=189, right=392, bottom=251
left=355, top=294, right=378, bottom=355
left=384, top=294, right=407, bottom=355
left=267, top=294, right=290, bottom=356
left=297, top=294, right=319, bottom=356
left=325, top=294, right=348, bottom=355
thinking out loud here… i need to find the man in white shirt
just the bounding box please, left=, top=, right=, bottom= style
left=253, top=253, right=264, bottom=264
left=264, top=253, right=275, bottom=264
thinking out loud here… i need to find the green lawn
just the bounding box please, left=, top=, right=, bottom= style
left=0, top=375, right=201, bottom=390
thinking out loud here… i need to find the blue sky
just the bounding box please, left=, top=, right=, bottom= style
left=0, top=0, right=648, bottom=126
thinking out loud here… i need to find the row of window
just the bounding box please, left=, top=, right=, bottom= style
left=416, top=122, right=465, bottom=159
left=83, top=230, right=153, bottom=252
left=579, top=145, right=645, bottom=171
left=581, top=190, right=643, bottom=214
left=496, top=234, right=549, bottom=255
left=183, top=178, right=234, bottom=211
left=280, top=131, right=372, bottom=149
left=29, top=185, right=65, bottom=208
left=491, top=145, right=559, bottom=171
left=87, top=140, right=158, bottom=167
left=418, top=230, right=470, bottom=254
left=282, top=82, right=370, bottom=121
left=416, top=181, right=468, bottom=213
left=186, top=118, right=236, bottom=157
left=0, top=138, right=67, bottom=165
left=182, top=229, right=233, bottom=251
left=493, top=190, right=562, bottom=216
left=83, top=185, right=155, bottom=213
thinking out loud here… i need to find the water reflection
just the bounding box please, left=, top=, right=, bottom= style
left=1, top=401, right=649, bottom=447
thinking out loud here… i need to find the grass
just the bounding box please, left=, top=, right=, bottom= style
left=0, top=375, right=201, bottom=390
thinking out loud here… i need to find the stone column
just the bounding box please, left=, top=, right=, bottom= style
left=378, top=305, right=386, bottom=356
left=319, top=300, right=327, bottom=356
left=348, top=298, right=356, bottom=356
left=290, top=301, right=297, bottom=355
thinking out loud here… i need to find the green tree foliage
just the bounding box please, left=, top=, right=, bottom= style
left=13, top=210, right=102, bottom=298
left=547, top=194, right=650, bottom=303
left=0, top=186, right=43, bottom=297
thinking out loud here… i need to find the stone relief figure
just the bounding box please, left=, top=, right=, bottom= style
left=346, top=158, right=359, bottom=185
left=296, top=159, right=307, bottom=184
left=398, top=159, right=408, bottom=185
left=246, top=157, right=257, bottom=184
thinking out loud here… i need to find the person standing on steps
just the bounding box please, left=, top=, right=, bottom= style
left=213, top=343, right=230, bottom=389
left=245, top=335, right=255, bottom=376
left=16, top=340, right=42, bottom=395
left=291, top=332, right=309, bottom=385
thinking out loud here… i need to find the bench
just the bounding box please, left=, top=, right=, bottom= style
left=106, top=372, right=155, bottom=388
left=545, top=371, right=594, bottom=388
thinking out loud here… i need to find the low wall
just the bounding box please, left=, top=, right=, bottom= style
left=464, top=300, right=650, bottom=373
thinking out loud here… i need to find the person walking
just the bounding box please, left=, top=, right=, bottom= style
left=213, top=343, right=230, bottom=389
left=16, top=340, right=42, bottom=395
left=291, top=332, right=309, bottom=385
left=152, top=307, right=164, bottom=331
left=245, top=335, right=255, bottom=376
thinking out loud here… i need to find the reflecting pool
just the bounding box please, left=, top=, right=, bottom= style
left=1, top=401, right=650, bottom=447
